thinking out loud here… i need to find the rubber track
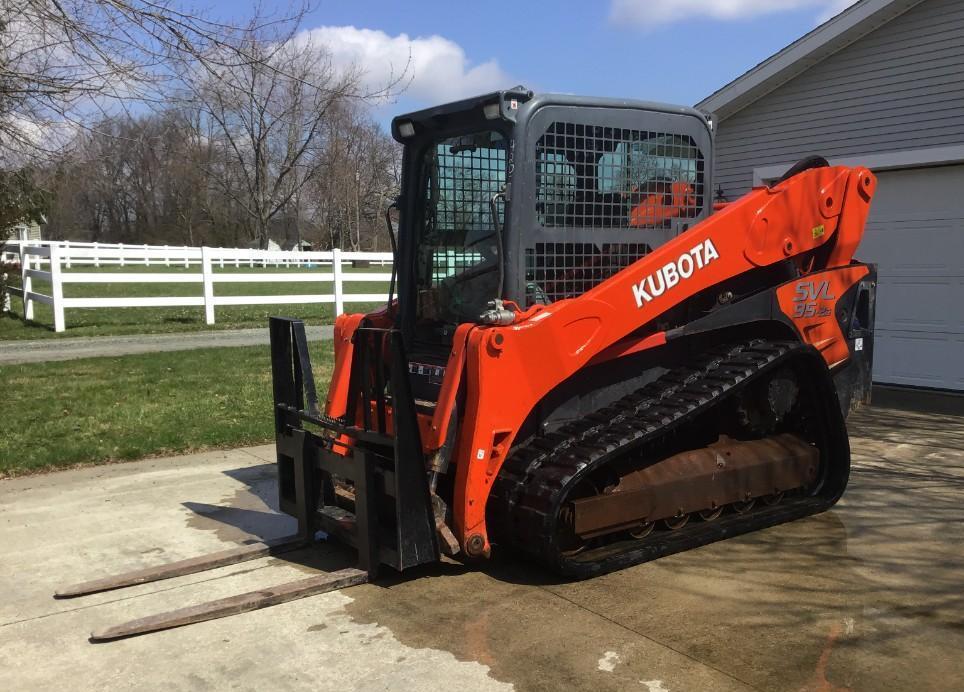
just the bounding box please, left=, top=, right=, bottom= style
left=489, top=339, right=849, bottom=578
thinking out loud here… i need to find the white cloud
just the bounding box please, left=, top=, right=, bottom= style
left=816, top=0, right=862, bottom=23
left=610, top=0, right=860, bottom=28
left=297, top=26, right=515, bottom=105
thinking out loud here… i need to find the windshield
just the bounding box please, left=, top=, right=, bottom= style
left=414, top=130, right=507, bottom=330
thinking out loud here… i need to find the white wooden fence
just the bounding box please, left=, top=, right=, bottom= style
left=3, top=243, right=393, bottom=333
left=1, top=239, right=391, bottom=268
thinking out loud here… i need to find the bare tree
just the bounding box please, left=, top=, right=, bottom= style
left=182, top=27, right=367, bottom=248
left=0, top=0, right=325, bottom=237
left=307, top=106, right=400, bottom=251
left=0, top=1, right=338, bottom=165
left=42, top=102, right=401, bottom=248
left=1, top=1, right=412, bottom=248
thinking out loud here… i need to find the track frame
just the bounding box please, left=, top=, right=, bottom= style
left=491, top=340, right=855, bottom=577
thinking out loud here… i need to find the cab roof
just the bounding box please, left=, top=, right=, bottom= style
left=391, top=86, right=710, bottom=142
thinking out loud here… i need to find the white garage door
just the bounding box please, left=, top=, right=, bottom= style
left=858, top=165, right=964, bottom=391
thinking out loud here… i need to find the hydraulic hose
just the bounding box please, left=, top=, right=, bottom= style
left=384, top=200, right=399, bottom=312
left=489, top=189, right=506, bottom=299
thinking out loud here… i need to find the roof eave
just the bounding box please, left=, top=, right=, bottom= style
left=697, top=0, right=925, bottom=121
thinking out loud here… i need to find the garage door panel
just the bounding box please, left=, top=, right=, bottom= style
left=874, top=331, right=964, bottom=390
left=862, top=219, right=963, bottom=274
left=857, top=165, right=964, bottom=391
left=875, top=277, right=964, bottom=333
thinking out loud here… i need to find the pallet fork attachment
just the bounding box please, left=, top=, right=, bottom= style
left=270, top=316, right=439, bottom=574
left=54, top=317, right=438, bottom=642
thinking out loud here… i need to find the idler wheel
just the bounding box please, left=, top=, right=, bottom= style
left=699, top=505, right=723, bottom=521
left=629, top=521, right=654, bottom=538
left=762, top=491, right=785, bottom=506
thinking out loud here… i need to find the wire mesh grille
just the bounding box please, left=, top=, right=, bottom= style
left=535, top=122, right=704, bottom=229
left=421, top=131, right=506, bottom=287
left=526, top=242, right=653, bottom=303
left=526, top=121, right=705, bottom=305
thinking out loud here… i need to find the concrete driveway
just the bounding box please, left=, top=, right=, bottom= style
left=1, top=406, right=961, bottom=691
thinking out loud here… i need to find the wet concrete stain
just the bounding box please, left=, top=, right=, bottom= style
left=340, top=495, right=964, bottom=692
left=340, top=555, right=651, bottom=692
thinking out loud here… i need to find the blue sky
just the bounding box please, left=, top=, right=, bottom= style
left=205, top=0, right=858, bottom=123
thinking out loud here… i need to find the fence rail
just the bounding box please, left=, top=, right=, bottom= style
left=2, top=242, right=393, bottom=333
left=0, top=239, right=391, bottom=268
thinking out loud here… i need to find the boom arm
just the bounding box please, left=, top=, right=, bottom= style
left=449, top=165, right=877, bottom=556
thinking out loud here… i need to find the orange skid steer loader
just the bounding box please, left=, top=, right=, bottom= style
left=58, top=88, right=877, bottom=641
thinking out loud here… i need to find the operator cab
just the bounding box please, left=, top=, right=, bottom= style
left=390, top=87, right=714, bottom=395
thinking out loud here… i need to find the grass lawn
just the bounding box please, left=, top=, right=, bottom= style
left=0, top=343, right=334, bottom=477
left=0, top=264, right=387, bottom=340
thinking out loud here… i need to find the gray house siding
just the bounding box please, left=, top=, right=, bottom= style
left=713, top=0, right=964, bottom=198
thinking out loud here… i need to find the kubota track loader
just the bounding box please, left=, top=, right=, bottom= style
left=59, top=87, right=877, bottom=640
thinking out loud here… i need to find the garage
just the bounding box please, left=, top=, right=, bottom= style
left=698, top=0, right=964, bottom=393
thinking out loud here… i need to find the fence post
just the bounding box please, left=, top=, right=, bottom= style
left=93, top=242, right=100, bottom=268
left=183, top=246, right=189, bottom=269
left=63, top=240, right=71, bottom=269
left=332, top=248, right=344, bottom=316
left=201, top=246, right=215, bottom=325
left=21, top=247, right=33, bottom=321
left=144, top=243, right=150, bottom=267
left=49, top=243, right=66, bottom=332
left=118, top=243, right=125, bottom=267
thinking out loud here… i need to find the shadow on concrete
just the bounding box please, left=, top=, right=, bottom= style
left=180, top=462, right=293, bottom=544
left=181, top=502, right=294, bottom=543
left=871, top=385, right=964, bottom=416
left=221, top=463, right=281, bottom=511
left=850, top=405, right=964, bottom=450
left=632, top=405, right=964, bottom=647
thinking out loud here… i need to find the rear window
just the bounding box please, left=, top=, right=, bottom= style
left=535, top=123, right=704, bottom=229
